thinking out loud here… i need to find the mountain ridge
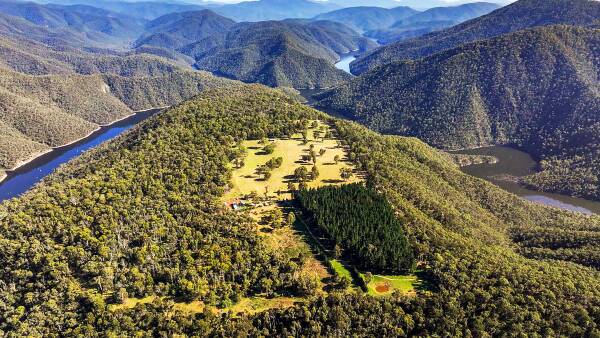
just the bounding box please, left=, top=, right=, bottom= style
left=352, top=0, right=600, bottom=74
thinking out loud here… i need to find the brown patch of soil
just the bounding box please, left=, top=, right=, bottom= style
left=375, top=283, right=390, bottom=293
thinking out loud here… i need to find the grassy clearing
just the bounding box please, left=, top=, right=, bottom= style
left=108, top=296, right=156, bottom=311
left=330, top=259, right=353, bottom=280
left=173, top=301, right=206, bottom=314
left=223, top=121, right=360, bottom=202
left=364, top=274, right=419, bottom=296
left=109, top=295, right=298, bottom=316
left=262, top=225, right=330, bottom=284
left=226, top=296, right=300, bottom=315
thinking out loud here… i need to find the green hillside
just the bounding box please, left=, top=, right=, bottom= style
left=1, top=85, right=599, bottom=336
left=317, top=25, right=600, bottom=200
left=134, top=10, right=235, bottom=50
left=181, top=20, right=373, bottom=88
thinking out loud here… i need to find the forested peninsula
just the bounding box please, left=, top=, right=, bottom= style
left=1, top=85, right=599, bottom=336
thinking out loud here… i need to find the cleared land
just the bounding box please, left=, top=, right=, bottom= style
left=223, top=121, right=360, bottom=202
left=364, top=274, right=419, bottom=296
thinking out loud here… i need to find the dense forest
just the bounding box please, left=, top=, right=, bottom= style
left=0, top=85, right=599, bottom=336
left=317, top=25, right=600, bottom=201
left=171, top=18, right=373, bottom=88
left=296, top=183, right=414, bottom=273
left=0, top=86, right=319, bottom=335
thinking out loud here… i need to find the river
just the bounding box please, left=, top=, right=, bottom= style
left=0, top=108, right=161, bottom=203
left=455, top=146, right=600, bottom=215
left=335, top=53, right=357, bottom=74
left=299, top=53, right=357, bottom=103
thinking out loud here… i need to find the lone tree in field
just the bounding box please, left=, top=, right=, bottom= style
left=294, top=166, right=309, bottom=182
left=319, top=148, right=326, bottom=157
left=311, top=166, right=320, bottom=181
left=266, top=157, right=283, bottom=169
left=287, top=182, right=296, bottom=192
left=256, top=166, right=272, bottom=180
left=340, top=168, right=353, bottom=181
left=263, top=143, right=276, bottom=155
left=334, top=155, right=340, bottom=164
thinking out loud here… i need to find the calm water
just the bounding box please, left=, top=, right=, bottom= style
left=0, top=108, right=160, bottom=202
left=455, top=146, right=600, bottom=215
left=335, top=54, right=356, bottom=74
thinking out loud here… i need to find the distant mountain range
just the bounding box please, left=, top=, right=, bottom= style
left=0, top=0, right=147, bottom=48
left=323, top=2, right=499, bottom=44
left=213, top=0, right=340, bottom=22
left=352, top=0, right=600, bottom=74
left=30, top=0, right=208, bottom=20
left=314, top=6, right=418, bottom=33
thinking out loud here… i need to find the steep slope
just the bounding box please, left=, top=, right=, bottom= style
left=313, top=6, right=419, bottom=33
left=318, top=25, right=600, bottom=200
left=0, top=67, right=234, bottom=173
left=352, top=0, right=600, bottom=74
left=0, top=0, right=146, bottom=48
left=1, top=85, right=599, bottom=336
left=214, top=0, right=340, bottom=22
left=134, top=10, right=235, bottom=50
left=181, top=20, right=375, bottom=88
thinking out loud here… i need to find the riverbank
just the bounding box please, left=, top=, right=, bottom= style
left=0, top=106, right=167, bottom=186
left=453, top=145, right=600, bottom=215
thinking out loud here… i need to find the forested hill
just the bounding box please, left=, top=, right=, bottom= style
left=178, top=20, right=375, bottom=88
left=1, top=84, right=599, bottom=336
left=0, top=66, right=233, bottom=175
left=134, top=10, right=236, bottom=50
left=317, top=25, right=600, bottom=201
left=352, top=0, right=600, bottom=74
